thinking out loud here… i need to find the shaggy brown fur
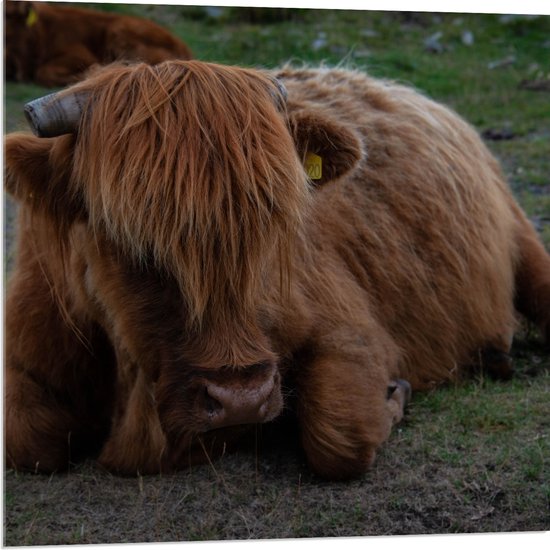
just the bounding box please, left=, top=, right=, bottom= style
left=5, top=60, right=550, bottom=480
left=4, top=1, right=192, bottom=87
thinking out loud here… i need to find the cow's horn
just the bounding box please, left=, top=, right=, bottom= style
left=273, top=77, right=288, bottom=103
left=268, top=76, right=287, bottom=110
left=24, top=91, right=89, bottom=138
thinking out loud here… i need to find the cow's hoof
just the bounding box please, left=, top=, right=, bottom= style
left=395, top=378, right=412, bottom=405
left=387, top=378, right=412, bottom=405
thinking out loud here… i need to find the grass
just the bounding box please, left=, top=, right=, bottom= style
left=3, top=3, right=550, bottom=545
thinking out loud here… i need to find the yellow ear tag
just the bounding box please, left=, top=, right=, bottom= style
left=305, top=152, right=322, bottom=181
left=26, top=8, right=38, bottom=28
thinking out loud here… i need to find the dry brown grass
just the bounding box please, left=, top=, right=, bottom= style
left=4, top=343, right=549, bottom=544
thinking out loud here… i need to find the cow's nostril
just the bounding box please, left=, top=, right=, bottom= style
left=204, top=387, right=223, bottom=416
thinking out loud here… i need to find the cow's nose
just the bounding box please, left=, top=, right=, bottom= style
left=203, top=388, right=224, bottom=416
left=200, top=366, right=282, bottom=430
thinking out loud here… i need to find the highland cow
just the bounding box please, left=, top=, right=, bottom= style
left=4, top=60, right=550, bottom=480
left=4, top=0, right=192, bottom=87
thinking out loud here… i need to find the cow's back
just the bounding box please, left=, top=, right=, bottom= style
left=278, top=67, right=519, bottom=388
left=33, top=3, right=192, bottom=64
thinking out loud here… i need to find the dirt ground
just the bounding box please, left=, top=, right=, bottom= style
left=3, top=357, right=549, bottom=545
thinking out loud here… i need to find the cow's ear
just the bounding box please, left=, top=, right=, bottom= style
left=289, top=109, right=364, bottom=185
left=4, top=132, right=85, bottom=222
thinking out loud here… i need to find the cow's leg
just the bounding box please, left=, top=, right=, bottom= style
left=513, top=211, right=550, bottom=346
left=471, top=213, right=550, bottom=379
left=4, top=255, right=115, bottom=472
left=295, top=330, right=408, bottom=480
left=34, top=46, right=99, bottom=87
left=5, top=362, right=113, bottom=473
left=476, top=340, right=514, bottom=380
left=97, top=354, right=167, bottom=475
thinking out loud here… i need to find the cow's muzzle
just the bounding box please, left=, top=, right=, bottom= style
left=197, top=362, right=283, bottom=430
left=156, top=360, right=284, bottom=438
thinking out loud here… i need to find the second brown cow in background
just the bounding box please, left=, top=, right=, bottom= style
left=5, top=1, right=193, bottom=86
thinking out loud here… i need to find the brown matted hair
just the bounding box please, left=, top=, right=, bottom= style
left=67, top=61, right=311, bottom=330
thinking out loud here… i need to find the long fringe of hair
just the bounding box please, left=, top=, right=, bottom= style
left=69, top=61, right=310, bottom=330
